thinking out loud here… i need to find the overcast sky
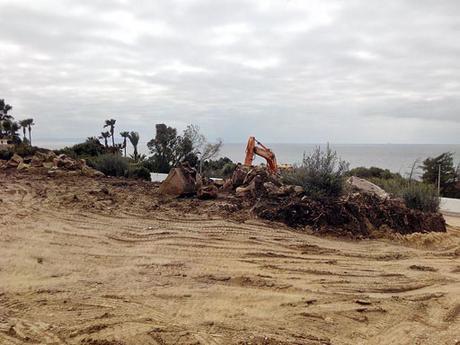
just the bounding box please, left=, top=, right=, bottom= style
left=1, top=0, right=459, bottom=143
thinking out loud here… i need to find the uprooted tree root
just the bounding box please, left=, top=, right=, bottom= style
left=252, top=193, right=446, bottom=237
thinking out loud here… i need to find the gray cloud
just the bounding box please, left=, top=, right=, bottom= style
left=0, top=0, right=459, bottom=144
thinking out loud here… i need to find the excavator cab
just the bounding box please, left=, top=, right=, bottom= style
left=244, top=136, right=278, bottom=173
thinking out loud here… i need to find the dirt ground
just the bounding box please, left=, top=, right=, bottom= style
left=1, top=171, right=459, bottom=345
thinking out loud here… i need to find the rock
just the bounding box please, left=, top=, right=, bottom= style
left=346, top=176, right=390, bottom=199
left=212, top=179, right=225, bottom=188
left=16, top=162, right=30, bottom=171
left=263, top=182, right=281, bottom=195
left=31, top=155, right=44, bottom=167
left=293, top=185, right=304, bottom=194
left=197, top=185, right=218, bottom=199
left=53, top=154, right=85, bottom=170
left=28, top=151, right=56, bottom=167
left=42, top=162, right=54, bottom=169
left=158, top=163, right=197, bottom=196
left=236, top=176, right=263, bottom=198
left=7, top=154, right=23, bottom=168
left=81, top=165, right=104, bottom=177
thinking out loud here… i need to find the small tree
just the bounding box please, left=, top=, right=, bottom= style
left=0, top=99, right=13, bottom=138
left=282, top=145, right=349, bottom=199
left=421, top=152, right=458, bottom=197
left=198, top=139, right=223, bottom=174
left=147, top=124, right=179, bottom=172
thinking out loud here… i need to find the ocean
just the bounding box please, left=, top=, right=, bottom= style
left=35, top=139, right=460, bottom=178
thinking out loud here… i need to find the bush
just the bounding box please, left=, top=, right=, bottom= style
left=201, top=157, right=236, bottom=178
left=127, top=165, right=151, bottom=181
left=55, top=137, right=114, bottom=159
left=371, top=178, right=440, bottom=212
left=281, top=145, right=349, bottom=199
left=348, top=166, right=401, bottom=180
left=401, top=183, right=440, bottom=212
left=0, top=148, right=13, bottom=160
left=88, top=154, right=129, bottom=177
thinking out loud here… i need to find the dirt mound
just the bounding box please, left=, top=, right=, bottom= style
left=253, top=193, right=446, bottom=236
left=219, top=166, right=446, bottom=236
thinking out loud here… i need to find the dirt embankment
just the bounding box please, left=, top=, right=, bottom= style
left=1, top=170, right=460, bottom=345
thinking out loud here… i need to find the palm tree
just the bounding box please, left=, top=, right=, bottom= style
left=99, top=131, right=110, bottom=148
left=19, top=119, right=28, bottom=143
left=0, top=99, right=13, bottom=138
left=120, top=131, right=129, bottom=157
left=25, top=118, right=34, bottom=145
left=128, top=131, right=140, bottom=161
left=104, top=119, right=116, bottom=147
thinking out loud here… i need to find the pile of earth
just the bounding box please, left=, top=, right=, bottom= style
left=252, top=193, right=446, bottom=237
left=159, top=164, right=446, bottom=237
left=225, top=166, right=446, bottom=236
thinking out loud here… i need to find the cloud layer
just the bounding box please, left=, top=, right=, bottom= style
left=1, top=0, right=459, bottom=143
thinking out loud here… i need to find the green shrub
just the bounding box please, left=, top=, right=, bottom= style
left=55, top=137, right=114, bottom=159
left=401, top=183, right=440, bottom=212
left=371, top=178, right=440, bottom=212
left=88, top=154, right=129, bottom=177
left=0, top=148, right=13, bottom=160
left=13, top=143, right=40, bottom=157
left=201, top=157, right=236, bottom=178
left=127, top=165, right=151, bottom=181
left=348, top=166, right=401, bottom=180
left=370, top=177, right=407, bottom=196
left=282, top=145, right=349, bottom=199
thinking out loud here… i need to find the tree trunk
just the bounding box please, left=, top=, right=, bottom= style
left=28, top=127, right=32, bottom=146
left=123, top=139, right=127, bottom=157
left=134, top=146, right=138, bottom=161
left=111, top=129, right=115, bottom=147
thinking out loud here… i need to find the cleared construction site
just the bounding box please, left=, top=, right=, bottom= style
left=1, top=148, right=459, bottom=345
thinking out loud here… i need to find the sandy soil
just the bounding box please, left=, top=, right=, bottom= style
left=1, top=171, right=459, bottom=345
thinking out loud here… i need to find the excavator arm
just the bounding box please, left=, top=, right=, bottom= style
left=244, top=136, right=278, bottom=173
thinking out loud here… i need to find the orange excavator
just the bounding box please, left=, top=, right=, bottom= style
left=244, top=136, right=278, bottom=173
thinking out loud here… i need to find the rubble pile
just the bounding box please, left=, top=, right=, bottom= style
left=253, top=193, right=446, bottom=236
left=0, top=150, right=104, bottom=177
left=222, top=166, right=446, bottom=236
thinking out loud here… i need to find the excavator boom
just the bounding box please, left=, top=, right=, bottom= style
left=244, top=136, right=278, bottom=173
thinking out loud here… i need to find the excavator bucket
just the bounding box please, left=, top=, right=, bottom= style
left=158, top=163, right=197, bottom=196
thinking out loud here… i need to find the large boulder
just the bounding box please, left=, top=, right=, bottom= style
left=346, top=176, right=389, bottom=199
left=158, top=163, right=197, bottom=196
